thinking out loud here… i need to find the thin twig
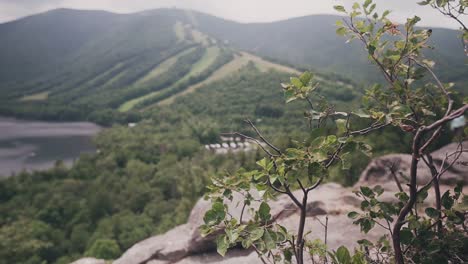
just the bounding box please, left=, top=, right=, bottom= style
left=245, top=119, right=282, bottom=155
left=224, top=132, right=279, bottom=157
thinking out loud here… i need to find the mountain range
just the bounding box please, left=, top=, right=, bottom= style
left=0, top=8, right=465, bottom=122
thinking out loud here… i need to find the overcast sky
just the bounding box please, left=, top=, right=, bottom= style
left=0, top=0, right=466, bottom=29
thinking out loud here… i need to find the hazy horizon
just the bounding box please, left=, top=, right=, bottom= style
left=0, top=0, right=467, bottom=29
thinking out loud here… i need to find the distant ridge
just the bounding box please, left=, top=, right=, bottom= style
left=0, top=8, right=465, bottom=121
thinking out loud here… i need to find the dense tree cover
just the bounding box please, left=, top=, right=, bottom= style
left=0, top=58, right=460, bottom=263
left=134, top=48, right=235, bottom=109
left=0, top=9, right=182, bottom=86
left=57, top=45, right=198, bottom=106
left=0, top=119, right=258, bottom=263
left=0, top=44, right=203, bottom=123
left=0, top=4, right=464, bottom=264
left=0, top=8, right=466, bottom=124
left=0, top=64, right=410, bottom=263
left=0, top=43, right=233, bottom=124
left=188, top=12, right=468, bottom=87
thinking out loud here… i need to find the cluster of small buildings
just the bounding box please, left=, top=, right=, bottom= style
left=204, top=136, right=259, bottom=154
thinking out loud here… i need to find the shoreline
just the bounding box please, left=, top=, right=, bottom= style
left=0, top=117, right=101, bottom=177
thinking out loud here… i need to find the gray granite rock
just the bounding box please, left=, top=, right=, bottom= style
left=110, top=142, right=467, bottom=264
left=70, top=258, right=107, bottom=264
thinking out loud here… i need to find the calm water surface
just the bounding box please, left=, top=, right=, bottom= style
left=0, top=117, right=101, bottom=177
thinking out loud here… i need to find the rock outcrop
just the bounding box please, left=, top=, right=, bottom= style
left=71, top=142, right=467, bottom=264
left=358, top=141, right=468, bottom=187
left=70, top=258, right=107, bottom=264
left=113, top=183, right=383, bottom=264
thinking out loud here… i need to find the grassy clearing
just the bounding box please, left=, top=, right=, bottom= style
left=241, top=52, right=300, bottom=75
left=20, top=91, right=49, bottom=102
left=159, top=52, right=301, bottom=105
left=120, top=98, right=141, bottom=112
left=120, top=47, right=220, bottom=112
left=101, top=67, right=128, bottom=88
left=135, top=47, right=196, bottom=86
left=119, top=89, right=151, bottom=112
left=87, top=63, right=125, bottom=86
left=191, top=46, right=219, bottom=75
left=122, top=50, right=301, bottom=110
left=159, top=54, right=248, bottom=105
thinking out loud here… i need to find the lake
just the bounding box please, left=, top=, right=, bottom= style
left=0, top=117, right=101, bottom=177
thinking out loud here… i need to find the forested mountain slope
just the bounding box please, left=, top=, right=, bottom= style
left=0, top=7, right=464, bottom=264
left=0, top=66, right=368, bottom=264
left=189, top=13, right=467, bottom=85
left=0, top=9, right=465, bottom=123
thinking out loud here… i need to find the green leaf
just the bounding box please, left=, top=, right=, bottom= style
left=351, top=252, right=367, bottom=264
left=454, top=183, right=463, bottom=197
left=336, top=119, right=348, bottom=134
left=290, top=77, right=303, bottom=88
left=216, top=234, right=229, bottom=256
left=360, top=218, right=375, bottom=233
left=336, top=27, right=347, bottom=36
left=454, top=194, right=468, bottom=212
left=417, top=187, right=429, bottom=202
left=269, top=174, right=279, bottom=184
left=299, top=71, right=313, bottom=86
left=284, top=249, right=293, bottom=262
left=199, top=225, right=212, bottom=237
left=336, top=246, right=351, bottom=264
left=284, top=91, right=297, bottom=103
left=203, top=202, right=226, bottom=226
left=368, top=3, right=376, bottom=14
left=360, top=200, right=370, bottom=209
left=382, top=10, right=391, bottom=18
left=425, top=207, right=439, bottom=218
left=311, top=149, right=329, bottom=162
left=334, top=5, right=347, bottom=13
left=249, top=227, right=265, bottom=241
left=286, top=148, right=306, bottom=160
left=363, top=0, right=372, bottom=8
left=325, top=135, right=338, bottom=145
left=256, top=158, right=273, bottom=172
left=341, top=153, right=352, bottom=170
left=395, top=192, right=409, bottom=203
left=418, top=0, right=431, bottom=6
left=436, top=0, right=449, bottom=7
left=253, top=171, right=265, bottom=181
left=399, top=229, right=414, bottom=245
left=263, top=229, right=276, bottom=250
left=347, top=211, right=359, bottom=219
left=226, top=228, right=239, bottom=243
left=373, top=185, right=384, bottom=196
left=357, top=239, right=373, bottom=246
left=360, top=186, right=374, bottom=198
left=258, top=202, right=271, bottom=222
left=308, top=162, right=325, bottom=182
left=441, top=191, right=454, bottom=209
left=368, top=44, right=376, bottom=55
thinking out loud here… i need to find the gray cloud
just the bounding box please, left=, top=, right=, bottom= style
left=0, top=0, right=466, bottom=29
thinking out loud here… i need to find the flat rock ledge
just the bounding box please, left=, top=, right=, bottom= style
left=70, top=258, right=107, bottom=264
left=71, top=142, right=467, bottom=264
